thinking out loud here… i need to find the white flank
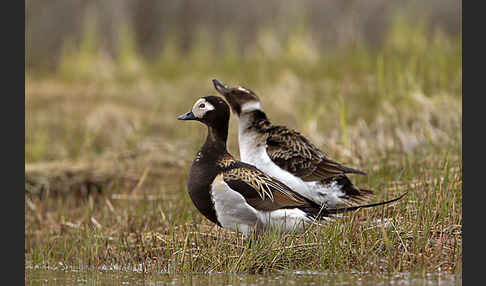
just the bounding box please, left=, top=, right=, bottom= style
left=210, top=174, right=316, bottom=235
left=237, top=114, right=348, bottom=208
left=259, top=209, right=314, bottom=232
left=210, top=174, right=259, bottom=235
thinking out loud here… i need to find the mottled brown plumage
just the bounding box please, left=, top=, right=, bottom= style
left=214, top=153, right=311, bottom=211
left=213, top=79, right=374, bottom=206
left=221, top=160, right=308, bottom=210
left=265, top=125, right=367, bottom=180
left=261, top=122, right=373, bottom=203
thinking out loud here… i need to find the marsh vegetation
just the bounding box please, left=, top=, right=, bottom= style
left=26, top=3, right=461, bottom=279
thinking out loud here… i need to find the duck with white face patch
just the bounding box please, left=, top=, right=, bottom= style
left=213, top=79, right=393, bottom=209
left=177, top=94, right=406, bottom=235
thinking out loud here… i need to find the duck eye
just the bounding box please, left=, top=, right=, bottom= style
left=199, top=103, right=205, bottom=108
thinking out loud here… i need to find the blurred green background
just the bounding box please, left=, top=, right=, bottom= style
left=25, top=0, right=461, bottom=174
left=26, top=0, right=461, bottom=161
left=26, top=0, right=460, bottom=72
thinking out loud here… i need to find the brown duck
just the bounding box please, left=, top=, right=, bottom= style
left=213, top=79, right=383, bottom=208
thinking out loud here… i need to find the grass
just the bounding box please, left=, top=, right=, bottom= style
left=25, top=16, right=461, bottom=275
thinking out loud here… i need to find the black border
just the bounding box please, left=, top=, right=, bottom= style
left=9, top=0, right=26, bottom=283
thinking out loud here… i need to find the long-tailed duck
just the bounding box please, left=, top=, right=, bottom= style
left=178, top=95, right=404, bottom=235
left=213, top=79, right=379, bottom=209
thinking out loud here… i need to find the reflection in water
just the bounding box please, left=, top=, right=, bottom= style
left=26, top=268, right=461, bottom=286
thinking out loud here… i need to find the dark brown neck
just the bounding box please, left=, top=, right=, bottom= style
left=246, top=110, right=272, bottom=131
left=201, top=123, right=229, bottom=159
left=186, top=123, right=229, bottom=228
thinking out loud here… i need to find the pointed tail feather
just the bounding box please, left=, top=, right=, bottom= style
left=320, top=158, right=368, bottom=176
left=338, top=165, right=367, bottom=176
left=326, top=192, right=407, bottom=215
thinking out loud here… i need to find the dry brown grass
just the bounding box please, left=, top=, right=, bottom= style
left=25, top=20, right=461, bottom=274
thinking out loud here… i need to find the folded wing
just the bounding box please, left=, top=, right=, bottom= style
left=265, top=126, right=366, bottom=181
left=222, top=162, right=310, bottom=211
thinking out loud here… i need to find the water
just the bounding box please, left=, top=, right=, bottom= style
left=26, top=268, right=461, bottom=286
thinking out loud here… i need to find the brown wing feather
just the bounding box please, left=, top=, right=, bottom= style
left=222, top=166, right=308, bottom=211
left=265, top=126, right=366, bottom=181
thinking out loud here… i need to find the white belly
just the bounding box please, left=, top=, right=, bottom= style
left=210, top=175, right=314, bottom=235
left=210, top=176, right=259, bottom=235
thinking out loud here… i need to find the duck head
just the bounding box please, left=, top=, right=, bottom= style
left=212, top=79, right=262, bottom=117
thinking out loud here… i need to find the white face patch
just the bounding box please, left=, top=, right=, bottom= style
left=240, top=101, right=262, bottom=114
left=192, top=98, right=215, bottom=119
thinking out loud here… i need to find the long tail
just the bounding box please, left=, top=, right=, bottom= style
left=325, top=192, right=407, bottom=215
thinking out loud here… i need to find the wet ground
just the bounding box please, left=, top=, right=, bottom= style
left=26, top=267, right=461, bottom=286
